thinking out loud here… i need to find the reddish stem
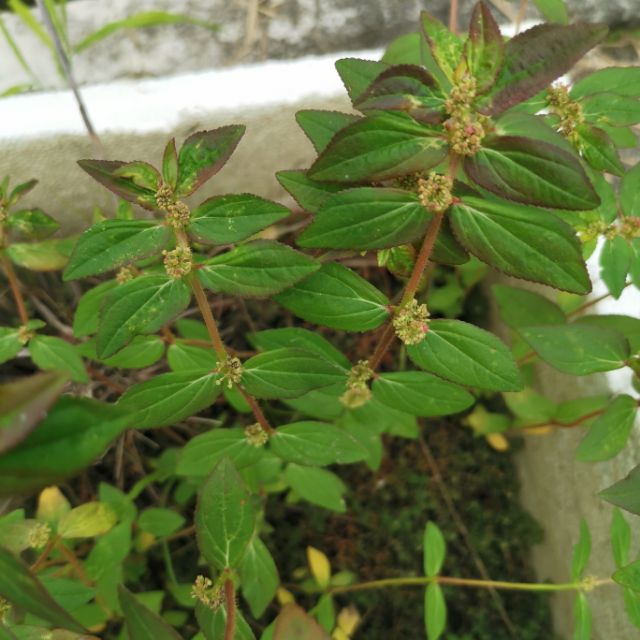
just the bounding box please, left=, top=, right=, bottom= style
left=223, top=578, right=236, bottom=640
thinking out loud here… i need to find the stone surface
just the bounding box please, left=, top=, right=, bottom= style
left=1, top=0, right=638, bottom=94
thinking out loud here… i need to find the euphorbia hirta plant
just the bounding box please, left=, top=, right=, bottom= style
left=1, top=2, right=640, bottom=639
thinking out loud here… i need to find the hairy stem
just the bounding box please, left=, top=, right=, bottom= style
left=331, top=575, right=610, bottom=595
left=190, top=276, right=228, bottom=360
left=223, top=578, right=236, bottom=640
left=1, top=253, right=29, bottom=325
left=239, top=387, right=275, bottom=435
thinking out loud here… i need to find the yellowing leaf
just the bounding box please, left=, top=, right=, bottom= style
left=336, top=605, right=360, bottom=636
left=277, top=587, right=295, bottom=605
left=58, top=502, right=117, bottom=539
left=36, top=486, right=71, bottom=525
left=307, top=546, right=331, bottom=588
left=487, top=433, right=509, bottom=452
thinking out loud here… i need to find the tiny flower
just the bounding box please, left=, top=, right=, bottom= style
left=166, top=201, right=191, bottom=228
left=417, top=172, right=453, bottom=213
left=393, top=299, right=430, bottom=345
left=28, top=522, right=51, bottom=549
left=340, top=360, right=374, bottom=409
left=155, top=183, right=174, bottom=211
left=17, top=324, right=34, bottom=345
left=163, top=246, right=192, bottom=279
left=245, top=422, right=270, bottom=447
left=116, top=265, right=135, bottom=284
left=191, top=575, right=225, bottom=610
left=215, top=355, right=243, bottom=389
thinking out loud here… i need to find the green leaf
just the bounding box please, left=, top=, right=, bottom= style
left=493, top=284, right=565, bottom=329
left=188, top=194, right=290, bottom=245
left=196, top=601, right=256, bottom=640
left=274, top=263, right=390, bottom=331
left=298, top=187, right=430, bottom=250
left=276, top=170, right=343, bottom=214
left=576, top=395, right=637, bottom=462
left=6, top=236, right=76, bottom=271
left=532, top=0, right=569, bottom=23
left=29, top=336, right=88, bottom=383
left=0, top=327, right=22, bottom=365
left=451, top=194, right=590, bottom=293
left=64, top=220, right=170, bottom=280
left=296, top=110, right=360, bottom=153
left=239, top=537, right=279, bottom=618
left=176, top=126, right=246, bottom=197
left=81, top=335, right=165, bottom=369
left=177, top=427, right=263, bottom=477
left=425, top=583, right=447, bottom=640
left=575, top=315, right=640, bottom=354
left=73, top=280, right=117, bottom=337
left=6, top=208, right=60, bottom=241
left=601, top=465, right=640, bottom=515
left=195, top=458, right=256, bottom=570
left=97, top=275, right=190, bottom=358
left=308, top=112, right=447, bottom=183
left=464, top=136, right=600, bottom=210
left=284, top=464, right=346, bottom=512
left=520, top=324, right=630, bottom=375
left=334, top=57, right=388, bottom=103
left=464, top=1, right=504, bottom=93
left=249, top=328, right=350, bottom=369
left=0, top=371, right=68, bottom=455
left=571, top=520, right=591, bottom=581
left=573, top=593, right=592, bottom=640
left=242, top=348, right=347, bottom=399
left=600, top=236, right=633, bottom=299
left=484, top=23, right=607, bottom=114
left=571, top=67, right=640, bottom=100
left=7, top=0, right=52, bottom=51
left=423, top=521, right=446, bottom=577
left=162, top=138, right=179, bottom=190
left=118, top=585, right=181, bottom=640
left=621, top=161, right=640, bottom=217
left=582, top=93, right=640, bottom=127
left=0, top=397, right=129, bottom=497
left=614, top=559, right=640, bottom=593
left=58, top=502, right=117, bottom=539
left=624, top=588, right=640, bottom=628
left=495, top=111, right=574, bottom=151
left=0, top=547, right=85, bottom=633
left=382, top=32, right=422, bottom=65
left=77, top=160, right=161, bottom=210
left=270, top=422, right=367, bottom=466
left=420, top=10, right=463, bottom=82
left=611, top=508, right=631, bottom=569
left=198, top=240, right=319, bottom=297
left=353, top=65, right=444, bottom=122
left=575, top=125, right=624, bottom=176
left=408, top=319, right=522, bottom=391
left=74, top=11, right=218, bottom=52
left=373, top=372, right=474, bottom=417
left=273, top=603, right=330, bottom=640
left=138, top=508, right=185, bottom=537
left=167, top=340, right=217, bottom=373
left=117, top=371, right=220, bottom=429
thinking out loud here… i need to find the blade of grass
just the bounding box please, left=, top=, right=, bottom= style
left=73, top=11, right=218, bottom=53
left=0, top=15, right=41, bottom=85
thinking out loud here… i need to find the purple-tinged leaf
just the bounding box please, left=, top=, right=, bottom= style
left=78, top=159, right=161, bottom=210
left=0, top=371, right=68, bottom=454
left=464, top=1, right=504, bottom=93
left=354, top=64, right=444, bottom=123
left=335, top=57, right=388, bottom=103
left=8, top=179, right=37, bottom=206
left=464, top=135, right=600, bottom=210
left=175, top=125, right=246, bottom=197
left=483, top=22, right=608, bottom=115
left=420, top=10, right=463, bottom=83
left=274, top=604, right=331, bottom=640
left=308, top=112, right=447, bottom=183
